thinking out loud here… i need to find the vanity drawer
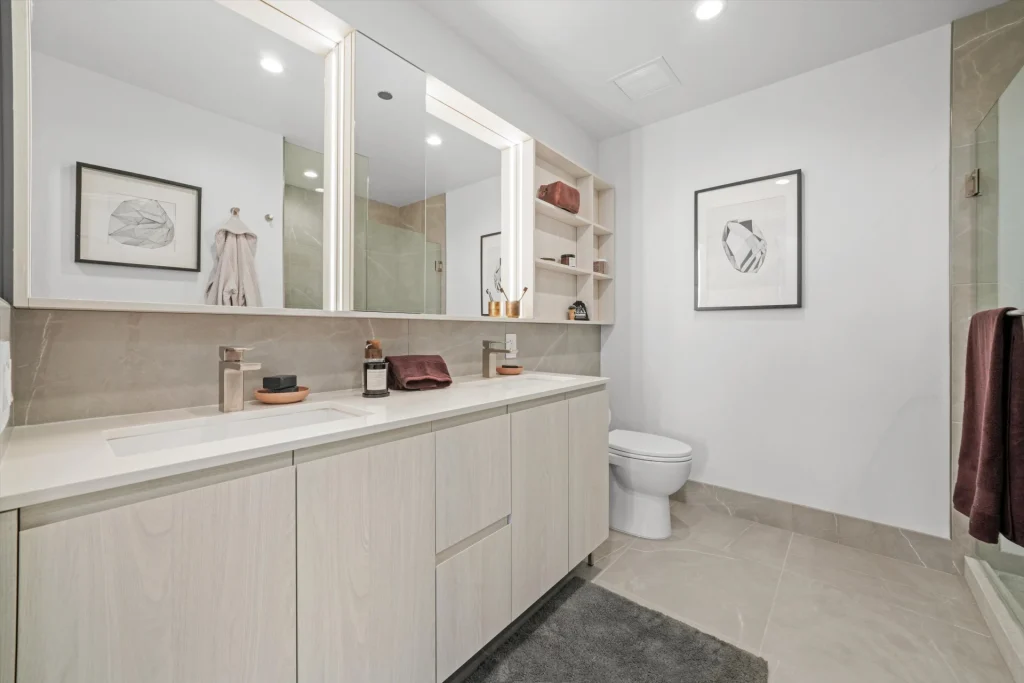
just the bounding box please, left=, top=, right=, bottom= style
left=435, top=412, right=511, bottom=553
left=436, top=525, right=512, bottom=681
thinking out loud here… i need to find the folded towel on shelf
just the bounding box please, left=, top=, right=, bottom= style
left=386, top=355, right=453, bottom=391
left=954, top=307, right=1024, bottom=544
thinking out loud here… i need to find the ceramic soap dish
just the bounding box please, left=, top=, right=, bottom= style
left=497, top=365, right=523, bottom=376
left=254, top=386, right=310, bottom=404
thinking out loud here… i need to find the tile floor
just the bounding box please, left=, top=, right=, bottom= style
left=574, top=501, right=1012, bottom=683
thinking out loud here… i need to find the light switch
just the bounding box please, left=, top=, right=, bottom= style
left=505, top=333, right=517, bottom=359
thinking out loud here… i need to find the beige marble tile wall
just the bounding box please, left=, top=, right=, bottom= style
left=675, top=482, right=958, bottom=575
left=282, top=185, right=324, bottom=310
left=950, top=1, right=1024, bottom=572
left=10, top=309, right=600, bottom=426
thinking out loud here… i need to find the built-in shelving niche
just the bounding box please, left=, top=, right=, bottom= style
left=528, top=141, right=614, bottom=324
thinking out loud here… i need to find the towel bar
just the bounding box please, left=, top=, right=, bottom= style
left=1010, top=310, right=1024, bottom=317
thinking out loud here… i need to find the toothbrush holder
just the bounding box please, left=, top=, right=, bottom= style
left=505, top=301, right=521, bottom=318
left=488, top=301, right=501, bottom=317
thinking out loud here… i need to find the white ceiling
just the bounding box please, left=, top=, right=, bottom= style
left=418, top=0, right=1004, bottom=140
left=354, top=33, right=501, bottom=207
left=32, top=0, right=327, bottom=152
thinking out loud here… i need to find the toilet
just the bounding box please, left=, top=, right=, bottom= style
left=608, top=429, right=693, bottom=540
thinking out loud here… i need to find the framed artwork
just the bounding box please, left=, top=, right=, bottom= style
left=75, top=162, right=202, bottom=272
left=694, top=169, right=802, bottom=310
left=480, top=231, right=502, bottom=316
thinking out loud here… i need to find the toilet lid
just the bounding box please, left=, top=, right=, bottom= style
left=609, top=429, right=692, bottom=461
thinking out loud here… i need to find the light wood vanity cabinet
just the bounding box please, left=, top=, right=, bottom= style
left=568, top=388, right=611, bottom=567
left=16, top=467, right=297, bottom=683
left=7, top=385, right=609, bottom=683
left=510, top=398, right=570, bottom=618
left=435, top=525, right=511, bottom=681
left=434, top=412, right=511, bottom=553
left=296, top=431, right=436, bottom=683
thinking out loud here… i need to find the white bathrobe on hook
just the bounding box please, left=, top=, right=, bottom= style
left=204, top=213, right=263, bottom=307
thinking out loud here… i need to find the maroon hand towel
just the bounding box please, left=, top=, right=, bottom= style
left=386, top=355, right=453, bottom=391
left=953, top=307, right=1024, bottom=544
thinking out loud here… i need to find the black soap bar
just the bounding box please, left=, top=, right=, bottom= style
left=263, top=374, right=297, bottom=392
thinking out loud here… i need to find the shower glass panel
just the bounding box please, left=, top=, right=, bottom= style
left=971, top=63, right=1024, bottom=622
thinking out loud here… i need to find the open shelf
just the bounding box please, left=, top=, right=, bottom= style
left=534, top=197, right=590, bottom=228
left=529, top=139, right=615, bottom=324
left=535, top=258, right=592, bottom=277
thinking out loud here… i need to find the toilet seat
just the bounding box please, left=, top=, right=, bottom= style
left=609, top=429, right=692, bottom=463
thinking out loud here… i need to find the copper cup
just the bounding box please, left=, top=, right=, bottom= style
left=488, top=301, right=501, bottom=317
left=505, top=301, right=521, bottom=318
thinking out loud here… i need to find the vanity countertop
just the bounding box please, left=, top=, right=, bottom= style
left=0, top=372, right=608, bottom=512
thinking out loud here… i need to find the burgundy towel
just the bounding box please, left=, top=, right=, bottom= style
left=953, top=307, right=1024, bottom=544
left=386, top=355, right=453, bottom=391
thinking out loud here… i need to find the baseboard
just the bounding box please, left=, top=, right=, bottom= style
left=674, top=480, right=957, bottom=574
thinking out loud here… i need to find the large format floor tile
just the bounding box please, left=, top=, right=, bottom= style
left=762, top=572, right=1010, bottom=683
left=595, top=505, right=789, bottom=652
left=587, top=503, right=1012, bottom=682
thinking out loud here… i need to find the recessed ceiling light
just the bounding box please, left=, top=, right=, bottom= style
left=695, top=0, right=725, bottom=21
left=260, top=56, right=284, bottom=74
left=304, top=170, right=318, bottom=179
left=378, top=91, right=393, bottom=100
left=776, top=178, right=790, bottom=185
left=315, top=187, right=324, bottom=193
left=426, top=134, right=443, bottom=146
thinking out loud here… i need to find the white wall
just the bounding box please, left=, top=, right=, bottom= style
left=599, top=27, right=951, bottom=537
left=316, top=0, right=597, bottom=170
left=32, top=53, right=284, bottom=307
left=445, top=175, right=501, bottom=316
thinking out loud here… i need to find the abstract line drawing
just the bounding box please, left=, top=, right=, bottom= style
left=721, top=219, right=767, bottom=273
left=108, top=198, right=175, bottom=249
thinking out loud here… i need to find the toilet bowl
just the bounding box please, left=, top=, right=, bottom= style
left=608, top=429, right=693, bottom=540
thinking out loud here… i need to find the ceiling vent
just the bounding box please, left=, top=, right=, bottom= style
left=610, top=57, right=680, bottom=101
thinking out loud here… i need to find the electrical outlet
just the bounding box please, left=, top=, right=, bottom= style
left=505, top=333, right=517, bottom=359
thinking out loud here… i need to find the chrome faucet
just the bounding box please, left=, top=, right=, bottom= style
left=482, top=339, right=508, bottom=378
left=219, top=346, right=262, bottom=413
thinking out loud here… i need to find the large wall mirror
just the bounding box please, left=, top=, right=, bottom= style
left=12, top=1, right=527, bottom=319
left=349, top=32, right=525, bottom=318
left=24, top=0, right=338, bottom=311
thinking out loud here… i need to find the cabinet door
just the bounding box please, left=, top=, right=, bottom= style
left=568, top=388, right=610, bottom=567
left=17, top=467, right=297, bottom=683
left=510, top=399, right=569, bottom=618
left=297, top=432, right=435, bottom=683
left=435, top=525, right=511, bottom=681
left=435, top=413, right=511, bottom=553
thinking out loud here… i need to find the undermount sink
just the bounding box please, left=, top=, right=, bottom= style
left=105, top=403, right=370, bottom=457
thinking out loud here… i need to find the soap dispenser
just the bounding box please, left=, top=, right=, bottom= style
left=362, top=339, right=390, bottom=398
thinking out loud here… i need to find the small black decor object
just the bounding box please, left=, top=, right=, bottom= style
left=571, top=300, right=589, bottom=321
left=263, top=375, right=297, bottom=393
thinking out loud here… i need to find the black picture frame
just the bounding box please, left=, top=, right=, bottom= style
left=693, top=168, right=803, bottom=311
left=75, top=162, right=203, bottom=272
left=480, top=231, right=501, bottom=316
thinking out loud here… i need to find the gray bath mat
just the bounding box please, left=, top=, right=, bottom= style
left=464, top=577, right=768, bottom=683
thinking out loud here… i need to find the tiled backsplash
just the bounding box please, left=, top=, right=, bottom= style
left=12, top=309, right=601, bottom=426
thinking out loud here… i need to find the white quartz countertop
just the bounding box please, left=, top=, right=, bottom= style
left=0, top=372, right=608, bottom=512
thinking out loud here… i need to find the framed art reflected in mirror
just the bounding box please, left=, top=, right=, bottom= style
left=480, top=231, right=501, bottom=315
left=75, top=162, right=201, bottom=272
